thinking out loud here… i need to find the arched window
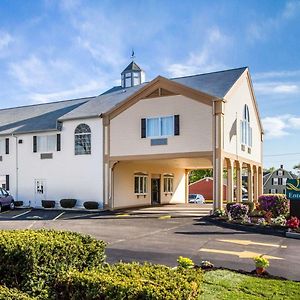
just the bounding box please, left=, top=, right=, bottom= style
left=241, top=105, right=252, bottom=148
left=75, top=124, right=91, bottom=155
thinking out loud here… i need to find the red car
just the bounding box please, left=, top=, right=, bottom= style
left=0, top=188, right=14, bottom=212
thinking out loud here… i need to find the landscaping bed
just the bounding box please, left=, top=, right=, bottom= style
left=209, top=194, right=300, bottom=238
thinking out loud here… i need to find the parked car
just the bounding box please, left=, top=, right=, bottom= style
left=0, top=188, right=14, bottom=212
left=188, top=194, right=205, bottom=204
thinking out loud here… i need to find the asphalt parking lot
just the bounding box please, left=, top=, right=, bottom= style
left=0, top=207, right=299, bottom=281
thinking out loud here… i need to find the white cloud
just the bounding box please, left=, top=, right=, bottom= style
left=253, top=70, right=300, bottom=80
left=254, top=82, right=300, bottom=95
left=28, top=80, right=103, bottom=103
left=0, top=31, right=13, bottom=50
left=262, top=115, right=300, bottom=139
left=166, top=27, right=228, bottom=77
left=247, top=1, right=300, bottom=42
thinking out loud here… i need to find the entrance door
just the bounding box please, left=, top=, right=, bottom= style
left=34, top=179, right=46, bottom=207
left=151, top=178, right=160, bottom=205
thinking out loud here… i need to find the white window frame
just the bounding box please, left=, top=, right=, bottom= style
left=0, top=139, right=5, bottom=154
left=241, top=105, right=252, bottom=148
left=271, top=188, right=277, bottom=194
left=146, top=115, right=174, bottom=138
left=37, top=135, right=56, bottom=153
left=134, top=174, right=148, bottom=195
left=163, top=175, right=174, bottom=193
left=278, top=170, right=283, bottom=176
left=273, top=178, right=278, bottom=185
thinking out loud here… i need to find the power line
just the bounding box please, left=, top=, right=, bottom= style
left=264, top=152, right=300, bottom=157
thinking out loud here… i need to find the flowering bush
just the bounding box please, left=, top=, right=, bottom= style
left=258, top=194, right=289, bottom=217
left=228, top=203, right=249, bottom=220
left=271, top=215, right=287, bottom=226
left=286, top=216, right=300, bottom=229
left=254, top=255, right=270, bottom=269
left=177, top=256, right=194, bottom=269
left=257, top=218, right=266, bottom=226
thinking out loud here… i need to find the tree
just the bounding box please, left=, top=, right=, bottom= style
left=189, top=169, right=213, bottom=184
left=293, top=164, right=300, bottom=176
left=263, top=167, right=275, bottom=173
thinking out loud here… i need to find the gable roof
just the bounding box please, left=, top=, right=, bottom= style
left=0, top=66, right=249, bottom=134
left=0, top=97, right=91, bottom=135
left=263, top=167, right=297, bottom=186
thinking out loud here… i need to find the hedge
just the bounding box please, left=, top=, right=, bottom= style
left=41, top=200, right=55, bottom=208
left=0, top=230, right=106, bottom=299
left=84, top=201, right=99, bottom=209
left=60, top=198, right=77, bottom=208
left=55, top=262, right=203, bottom=300
left=0, top=286, right=34, bottom=300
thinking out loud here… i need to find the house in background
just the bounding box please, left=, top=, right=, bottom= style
left=263, top=165, right=297, bottom=194
left=189, top=177, right=227, bottom=201
left=0, top=60, right=263, bottom=210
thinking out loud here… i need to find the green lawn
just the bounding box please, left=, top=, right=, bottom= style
left=202, top=270, right=300, bottom=300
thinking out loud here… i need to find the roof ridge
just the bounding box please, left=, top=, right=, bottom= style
left=0, top=96, right=96, bottom=112
left=169, top=66, right=248, bottom=81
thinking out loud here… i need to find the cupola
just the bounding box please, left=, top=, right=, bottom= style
left=121, top=53, right=145, bottom=88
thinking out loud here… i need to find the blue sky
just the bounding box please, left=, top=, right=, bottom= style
left=0, top=0, right=300, bottom=171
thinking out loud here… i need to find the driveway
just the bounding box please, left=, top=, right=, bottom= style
left=0, top=207, right=299, bottom=280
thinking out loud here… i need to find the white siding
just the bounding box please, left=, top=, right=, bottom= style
left=0, top=118, right=103, bottom=208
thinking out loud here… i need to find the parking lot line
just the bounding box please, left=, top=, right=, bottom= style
left=12, top=209, right=32, bottom=219
left=53, top=212, right=65, bottom=221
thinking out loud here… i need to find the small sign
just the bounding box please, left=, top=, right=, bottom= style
left=286, top=179, right=300, bottom=200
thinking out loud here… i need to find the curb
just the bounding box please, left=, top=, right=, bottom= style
left=286, top=232, right=300, bottom=240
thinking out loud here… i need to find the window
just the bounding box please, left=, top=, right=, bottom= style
left=134, top=173, right=148, bottom=194
left=37, top=135, right=56, bottom=152
left=278, top=178, right=283, bottom=185
left=75, top=124, right=91, bottom=155
left=278, top=170, right=283, bottom=176
left=0, top=139, right=5, bottom=154
left=271, top=188, right=277, bottom=194
left=240, top=105, right=252, bottom=148
left=163, top=175, right=174, bottom=193
left=273, top=178, right=278, bottom=185
left=282, top=178, right=287, bottom=185
left=146, top=116, right=174, bottom=138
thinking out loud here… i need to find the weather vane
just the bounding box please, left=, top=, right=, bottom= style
left=131, top=49, right=135, bottom=61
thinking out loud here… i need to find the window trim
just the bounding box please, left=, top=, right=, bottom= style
left=74, top=124, right=92, bottom=155
left=134, top=173, right=148, bottom=195
left=36, top=135, right=57, bottom=153
left=146, top=115, right=174, bottom=138
left=163, top=174, right=174, bottom=193
left=241, top=105, right=252, bottom=148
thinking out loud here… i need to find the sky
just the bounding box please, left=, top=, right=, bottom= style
left=0, top=0, right=300, bottom=171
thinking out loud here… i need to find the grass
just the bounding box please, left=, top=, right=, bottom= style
left=201, top=270, right=300, bottom=300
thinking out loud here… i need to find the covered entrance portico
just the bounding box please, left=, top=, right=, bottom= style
left=104, top=152, right=213, bottom=210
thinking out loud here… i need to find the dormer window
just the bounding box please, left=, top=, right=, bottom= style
left=240, top=105, right=252, bottom=148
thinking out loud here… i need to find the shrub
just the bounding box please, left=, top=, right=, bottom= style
left=226, top=202, right=236, bottom=212
left=242, top=201, right=255, bottom=213
left=287, top=216, right=300, bottom=229
left=258, top=194, right=289, bottom=217
left=55, top=262, right=203, bottom=300
left=177, top=256, right=194, bottom=269
left=60, top=198, right=77, bottom=208
left=0, top=285, right=34, bottom=300
left=0, top=229, right=106, bottom=299
left=271, top=215, right=287, bottom=226
left=83, top=201, right=99, bottom=210
left=254, top=256, right=270, bottom=269
left=228, top=203, right=249, bottom=220
left=41, top=200, right=55, bottom=208
left=14, top=201, right=24, bottom=207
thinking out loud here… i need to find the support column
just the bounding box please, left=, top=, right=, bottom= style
left=247, top=164, right=253, bottom=202
left=226, top=158, right=234, bottom=203
left=213, top=100, right=225, bottom=211
left=253, top=165, right=258, bottom=202
left=185, top=169, right=189, bottom=204
left=236, top=161, right=242, bottom=202
left=258, top=166, right=263, bottom=196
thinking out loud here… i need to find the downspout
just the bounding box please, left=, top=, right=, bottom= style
left=12, top=134, right=18, bottom=201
